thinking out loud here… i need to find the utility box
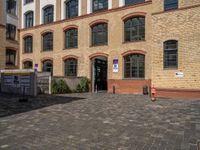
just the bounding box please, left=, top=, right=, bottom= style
left=0, top=70, right=37, bottom=96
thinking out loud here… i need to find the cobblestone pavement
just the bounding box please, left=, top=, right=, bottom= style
left=0, top=93, right=200, bottom=150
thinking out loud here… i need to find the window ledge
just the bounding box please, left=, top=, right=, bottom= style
left=23, top=52, right=33, bottom=54
left=122, top=78, right=145, bottom=80
left=24, top=1, right=34, bottom=6
left=41, top=50, right=53, bottom=52
left=63, top=47, right=78, bottom=50
left=163, top=67, right=178, bottom=70
left=7, top=13, right=18, bottom=19
left=90, top=44, right=108, bottom=48
left=6, top=39, right=19, bottom=44
left=123, top=40, right=146, bottom=44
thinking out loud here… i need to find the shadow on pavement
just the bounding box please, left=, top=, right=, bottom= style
left=0, top=93, right=85, bottom=118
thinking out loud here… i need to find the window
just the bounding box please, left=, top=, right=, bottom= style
left=64, top=58, right=77, bottom=77
left=92, top=0, right=108, bottom=12
left=43, top=5, right=54, bottom=24
left=24, top=36, right=33, bottom=53
left=23, top=61, right=33, bottom=69
left=91, top=23, right=108, bottom=46
left=6, top=49, right=16, bottom=66
left=25, top=11, right=34, bottom=28
left=164, top=40, right=178, bottom=68
left=65, top=0, right=78, bottom=19
left=164, top=0, right=178, bottom=11
left=24, top=0, right=34, bottom=4
left=7, top=0, right=16, bottom=15
left=6, top=24, right=16, bottom=40
left=42, top=32, right=53, bottom=51
left=125, top=0, right=144, bottom=5
left=124, top=16, right=145, bottom=42
left=124, top=54, right=145, bottom=78
left=65, top=28, right=78, bottom=49
left=42, top=60, right=53, bottom=75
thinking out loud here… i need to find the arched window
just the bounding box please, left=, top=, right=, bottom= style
left=42, top=60, right=53, bottom=75
left=65, top=0, right=78, bottom=19
left=43, top=5, right=54, bottom=24
left=164, top=0, right=178, bottom=11
left=23, top=61, right=33, bottom=69
left=92, top=0, right=108, bottom=12
left=91, top=23, right=108, bottom=46
left=64, top=58, right=77, bottom=77
left=125, top=0, right=144, bottom=5
left=6, top=49, right=16, bottom=66
left=124, top=54, right=145, bottom=78
left=164, top=40, right=178, bottom=68
left=42, top=32, right=53, bottom=51
left=65, top=28, right=78, bottom=49
left=24, top=36, right=33, bottom=53
left=124, top=16, right=145, bottom=42
left=25, top=11, right=34, bottom=28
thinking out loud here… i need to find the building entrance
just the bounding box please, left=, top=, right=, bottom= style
left=91, top=57, right=108, bottom=92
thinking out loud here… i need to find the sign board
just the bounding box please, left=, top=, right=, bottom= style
left=113, top=59, right=119, bottom=73
left=175, top=72, right=184, bottom=78
left=1, top=69, right=37, bottom=96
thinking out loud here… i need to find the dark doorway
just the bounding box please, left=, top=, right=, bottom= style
left=93, top=58, right=107, bottom=92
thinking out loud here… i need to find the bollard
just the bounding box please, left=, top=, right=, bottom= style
left=151, top=86, right=156, bottom=102
left=113, top=85, right=115, bottom=94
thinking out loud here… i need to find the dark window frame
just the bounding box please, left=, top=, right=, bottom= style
left=6, top=49, right=16, bottom=66
left=65, top=0, right=78, bottom=19
left=91, top=23, right=108, bottom=46
left=164, top=40, right=178, bottom=69
left=124, top=54, right=145, bottom=79
left=24, top=36, right=33, bottom=53
left=125, top=0, right=145, bottom=6
left=164, top=0, right=178, bottom=11
left=64, top=58, right=78, bottom=77
left=43, top=5, right=54, bottom=24
left=42, top=60, right=53, bottom=75
left=23, top=61, right=33, bottom=69
left=124, top=16, right=145, bottom=42
left=6, top=24, right=16, bottom=40
left=42, top=32, right=53, bottom=51
left=24, top=0, right=34, bottom=5
left=7, top=0, right=17, bottom=16
left=65, top=28, right=78, bottom=49
left=24, top=11, right=34, bottom=28
left=92, top=0, right=108, bottom=12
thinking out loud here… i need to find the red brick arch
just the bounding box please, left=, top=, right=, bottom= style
left=122, top=12, right=146, bottom=21
left=121, top=50, right=146, bottom=56
left=41, top=57, right=53, bottom=62
left=89, top=52, right=109, bottom=59
left=63, top=25, right=78, bottom=31
left=62, top=55, right=79, bottom=60
left=41, top=29, right=54, bottom=35
left=22, top=33, right=33, bottom=38
left=22, top=58, right=33, bottom=63
left=89, top=19, right=109, bottom=27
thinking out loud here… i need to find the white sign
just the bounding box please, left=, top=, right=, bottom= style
left=113, top=59, right=119, bottom=73
left=175, top=72, right=184, bottom=78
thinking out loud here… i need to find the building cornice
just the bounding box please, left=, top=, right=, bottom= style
left=152, top=4, right=200, bottom=15
left=19, top=1, right=152, bottom=32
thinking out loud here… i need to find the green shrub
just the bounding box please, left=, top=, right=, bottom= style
left=51, top=79, right=71, bottom=94
left=75, top=77, right=89, bottom=93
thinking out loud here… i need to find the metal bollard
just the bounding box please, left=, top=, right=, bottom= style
left=113, top=85, right=115, bottom=94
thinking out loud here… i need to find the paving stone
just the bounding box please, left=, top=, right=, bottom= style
left=0, top=93, right=199, bottom=149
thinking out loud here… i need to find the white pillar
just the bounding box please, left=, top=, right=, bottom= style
left=87, top=0, right=91, bottom=14
left=78, top=0, right=81, bottom=16
left=119, top=0, right=125, bottom=7
left=108, top=0, right=112, bottom=9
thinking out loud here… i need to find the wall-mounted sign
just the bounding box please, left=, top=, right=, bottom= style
left=34, top=64, right=38, bottom=71
left=175, top=72, right=184, bottom=78
left=113, top=59, right=119, bottom=73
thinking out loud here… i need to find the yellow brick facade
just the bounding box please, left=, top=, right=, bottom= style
left=19, top=0, right=200, bottom=94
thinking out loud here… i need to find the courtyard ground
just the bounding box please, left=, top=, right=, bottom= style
left=0, top=93, right=200, bottom=150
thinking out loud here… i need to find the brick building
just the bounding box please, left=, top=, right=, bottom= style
left=3, top=0, right=200, bottom=97
left=0, top=0, right=20, bottom=69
